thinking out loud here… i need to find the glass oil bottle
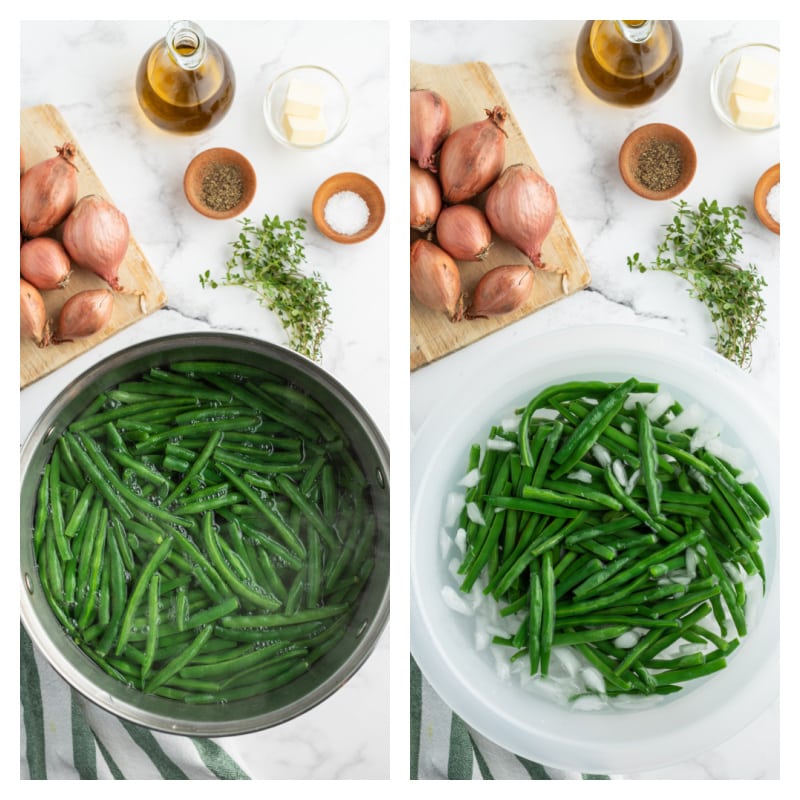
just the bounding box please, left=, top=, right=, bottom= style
left=136, top=20, right=236, bottom=133
left=575, top=20, right=683, bottom=107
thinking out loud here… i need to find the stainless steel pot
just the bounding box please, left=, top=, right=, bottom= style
left=20, top=332, right=389, bottom=736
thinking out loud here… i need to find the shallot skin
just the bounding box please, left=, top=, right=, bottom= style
left=20, top=142, right=79, bottom=238
left=62, top=194, right=130, bottom=290
left=435, top=204, right=493, bottom=262
left=466, top=264, right=534, bottom=319
left=410, top=89, right=451, bottom=172
left=54, top=288, right=115, bottom=342
left=20, top=278, right=51, bottom=347
left=410, top=161, right=442, bottom=232
left=410, top=239, right=464, bottom=322
left=20, top=236, right=72, bottom=290
left=485, top=163, right=559, bottom=272
left=438, top=105, right=508, bottom=205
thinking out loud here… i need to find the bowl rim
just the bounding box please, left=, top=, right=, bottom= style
left=263, top=64, right=351, bottom=150
left=709, top=42, right=780, bottom=134
left=311, top=171, right=386, bottom=244
left=754, top=162, right=780, bottom=235
left=618, top=122, right=697, bottom=201
left=411, top=323, right=778, bottom=774
left=183, top=146, right=257, bottom=220
left=20, top=331, right=390, bottom=736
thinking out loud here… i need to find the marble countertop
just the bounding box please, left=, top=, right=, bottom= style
left=20, top=19, right=389, bottom=779
left=410, top=19, right=780, bottom=780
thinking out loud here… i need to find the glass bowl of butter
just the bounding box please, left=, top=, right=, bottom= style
left=264, top=65, right=350, bottom=149
left=710, top=43, right=779, bottom=133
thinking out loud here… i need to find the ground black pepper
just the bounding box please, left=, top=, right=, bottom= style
left=201, top=162, right=244, bottom=212
left=635, top=138, right=683, bottom=192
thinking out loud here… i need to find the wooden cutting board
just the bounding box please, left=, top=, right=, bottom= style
left=410, top=62, right=591, bottom=371
left=20, top=104, right=167, bottom=388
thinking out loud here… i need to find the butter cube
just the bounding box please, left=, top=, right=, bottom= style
left=283, top=112, right=327, bottom=145
left=729, top=92, right=776, bottom=128
left=283, top=79, right=323, bottom=119
left=730, top=55, right=777, bottom=101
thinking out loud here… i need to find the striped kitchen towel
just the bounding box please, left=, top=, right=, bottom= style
left=21, top=625, right=249, bottom=780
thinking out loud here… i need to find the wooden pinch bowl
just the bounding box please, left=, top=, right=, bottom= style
left=183, top=147, right=256, bottom=220
left=312, top=172, right=385, bottom=244
left=754, top=163, right=779, bottom=235
left=619, top=123, right=697, bottom=201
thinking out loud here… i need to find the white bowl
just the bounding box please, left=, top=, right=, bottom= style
left=709, top=43, right=780, bottom=133
left=410, top=324, right=778, bottom=774
left=263, top=65, right=350, bottom=150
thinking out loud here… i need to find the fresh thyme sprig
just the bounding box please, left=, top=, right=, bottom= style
left=627, top=198, right=767, bottom=370
left=200, top=214, right=332, bottom=363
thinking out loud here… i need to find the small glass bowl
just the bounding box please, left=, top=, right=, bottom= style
left=710, top=43, right=780, bottom=133
left=263, top=65, right=350, bottom=150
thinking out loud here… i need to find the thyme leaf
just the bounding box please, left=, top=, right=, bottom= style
left=200, top=214, right=332, bottom=363
left=627, top=198, right=767, bottom=370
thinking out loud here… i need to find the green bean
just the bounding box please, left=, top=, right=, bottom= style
left=201, top=512, right=281, bottom=611
left=64, top=432, right=133, bottom=520
left=141, top=573, right=161, bottom=680
left=33, top=463, right=51, bottom=556
left=551, top=378, right=638, bottom=479
left=214, top=462, right=306, bottom=560
left=285, top=567, right=307, bottom=615
left=276, top=473, right=339, bottom=551
left=527, top=570, right=543, bottom=675
left=220, top=603, right=350, bottom=629
left=651, top=658, right=726, bottom=686
left=48, top=447, right=72, bottom=561
left=115, top=537, right=174, bottom=656
left=144, top=624, right=214, bottom=694
left=520, top=485, right=617, bottom=512
left=161, top=430, right=223, bottom=507
left=636, top=403, right=661, bottom=516
left=77, top=510, right=108, bottom=630
left=183, top=659, right=310, bottom=704
left=540, top=550, right=555, bottom=676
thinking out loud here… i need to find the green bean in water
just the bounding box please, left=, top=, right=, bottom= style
left=32, top=361, right=378, bottom=704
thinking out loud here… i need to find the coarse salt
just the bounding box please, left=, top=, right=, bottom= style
left=766, top=182, right=780, bottom=224
left=324, top=190, right=369, bottom=235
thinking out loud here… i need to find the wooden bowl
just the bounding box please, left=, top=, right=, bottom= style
left=754, top=163, right=780, bottom=235
left=183, top=148, right=256, bottom=220
left=618, top=123, right=697, bottom=201
left=312, top=172, right=385, bottom=244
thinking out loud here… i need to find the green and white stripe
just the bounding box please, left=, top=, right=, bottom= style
left=410, top=656, right=610, bottom=780
left=20, top=625, right=249, bottom=780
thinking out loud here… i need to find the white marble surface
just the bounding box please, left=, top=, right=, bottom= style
left=410, top=20, right=780, bottom=780
left=20, top=19, right=389, bottom=779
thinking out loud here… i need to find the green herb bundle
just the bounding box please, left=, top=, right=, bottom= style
left=200, top=215, right=332, bottom=363
left=628, top=199, right=767, bottom=370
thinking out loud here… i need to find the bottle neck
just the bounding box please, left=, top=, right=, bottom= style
left=166, top=20, right=207, bottom=71
left=616, top=20, right=656, bottom=44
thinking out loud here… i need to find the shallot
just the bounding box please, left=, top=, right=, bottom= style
left=62, top=194, right=130, bottom=290
left=20, top=237, right=72, bottom=290
left=54, top=288, right=115, bottom=342
left=485, top=163, right=565, bottom=288
left=20, top=142, right=79, bottom=238
left=410, top=89, right=451, bottom=172
left=438, top=105, right=508, bottom=204
left=410, top=239, right=464, bottom=321
left=435, top=204, right=493, bottom=261
left=410, top=161, right=442, bottom=232
left=20, top=278, right=51, bottom=347
left=465, top=264, right=534, bottom=319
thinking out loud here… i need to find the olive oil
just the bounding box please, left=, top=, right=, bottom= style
left=136, top=20, right=235, bottom=134
left=576, top=20, right=682, bottom=107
